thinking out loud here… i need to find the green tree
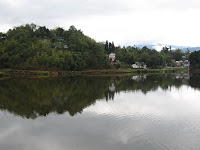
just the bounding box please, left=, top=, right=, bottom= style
left=189, top=50, right=200, bottom=69
left=173, top=49, right=183, bottom=61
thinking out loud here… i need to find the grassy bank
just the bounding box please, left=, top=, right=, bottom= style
left=78, top=68, right=188, bottom=75
left=0, top=68, right=189, bottom=79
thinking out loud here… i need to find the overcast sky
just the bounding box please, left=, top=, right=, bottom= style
left=1, top=0, right=200, bottom=49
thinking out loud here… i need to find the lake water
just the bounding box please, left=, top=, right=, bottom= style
left=0, top=73, right=200, bottom=150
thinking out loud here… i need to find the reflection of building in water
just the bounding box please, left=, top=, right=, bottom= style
left=131, top=75, right=147, bottom=82
left=175, top=73, right=190, bottom=80
left=175, top=73, right=190, bottom=84
left=105, top=90, right=115, bottom=100
left=105, top=81, right=116, bottom=100
left=109, top=83, right=116, bottom=92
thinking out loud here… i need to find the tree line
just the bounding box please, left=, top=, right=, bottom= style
left=189, top=50, right=200, bottom=69
left=106, top=44, right=189, bottom=69
left=0, top=24, right=109, bottom=70
left=0, top=23, right=198, bottom=70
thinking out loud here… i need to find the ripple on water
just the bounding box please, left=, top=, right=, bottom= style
left=95, top=105, right=200, bottom=150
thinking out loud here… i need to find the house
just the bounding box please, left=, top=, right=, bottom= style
left=175, top=61, right=181, bottom=67
left=64, top=45, right=68, bottom=49
left=131, top=62, right=147, bottom=69
left=184, top=64, right=190, bottom=68
left=136, top=62, right=142, bottom=68
left=143, top=64, right=147, bottom=69
left=183, top=60, right=190, bottom=68
left=109, top=53, right=116, bottom=62
left=131, top=64, right=138, bottom=69
left=0, top=34, right=6, bottom=40
left=174, top=60, right=190, bottom=68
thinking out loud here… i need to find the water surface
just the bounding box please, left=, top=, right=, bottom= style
left=0, top=73, right=200, bottom=150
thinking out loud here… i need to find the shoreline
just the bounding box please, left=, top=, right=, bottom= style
left=0, top=68, right=189, bottom=79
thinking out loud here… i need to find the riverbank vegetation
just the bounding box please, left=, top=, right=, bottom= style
left=0, top=24, right=197, bottom=71
left=189, top=50, right=200, bottom=69
left=0, top=24, right=109, bottom=70
left=0, top=68, right=188, bottom=79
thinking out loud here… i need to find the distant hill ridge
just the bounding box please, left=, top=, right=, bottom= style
left=135, top=44, right=200, bottom=52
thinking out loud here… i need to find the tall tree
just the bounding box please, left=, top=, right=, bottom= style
left=189, top=50, right=200, bottom=69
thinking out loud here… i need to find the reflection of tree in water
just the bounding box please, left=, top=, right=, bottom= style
left=0, top=73, right=197, bottom=118
left=114, top=74, right=185, bottom=94
left=189, top=73, right=200, bottom=90
left=0, top=77, right=110, bottom=118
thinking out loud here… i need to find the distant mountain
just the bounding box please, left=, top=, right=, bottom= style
left=181, top=47, right=200, bottom=52
left=134, top=44, right=155, bottom=49
left=134, top=44, right=200, bottom=52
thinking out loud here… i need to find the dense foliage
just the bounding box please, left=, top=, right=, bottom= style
left=189, top=50, right=200, bottom=69
left=0, top=24, right=109, bottom=70
left=106, top=45, right=185, bottom=69
left=0, top=24, right=189, bottom=70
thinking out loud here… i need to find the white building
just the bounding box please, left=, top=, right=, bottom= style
left=109, top=53, right=116, bottom=62
left=131, top=64, right=139, bottom=69
left=131, top=62, right=147, bottom=69
left=143, top=64, right=147, bottom=69
left=64, top=45, right=68, bottom=49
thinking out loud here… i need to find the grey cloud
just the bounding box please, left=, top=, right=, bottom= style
left=0, top=0, right=129, bottom=27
